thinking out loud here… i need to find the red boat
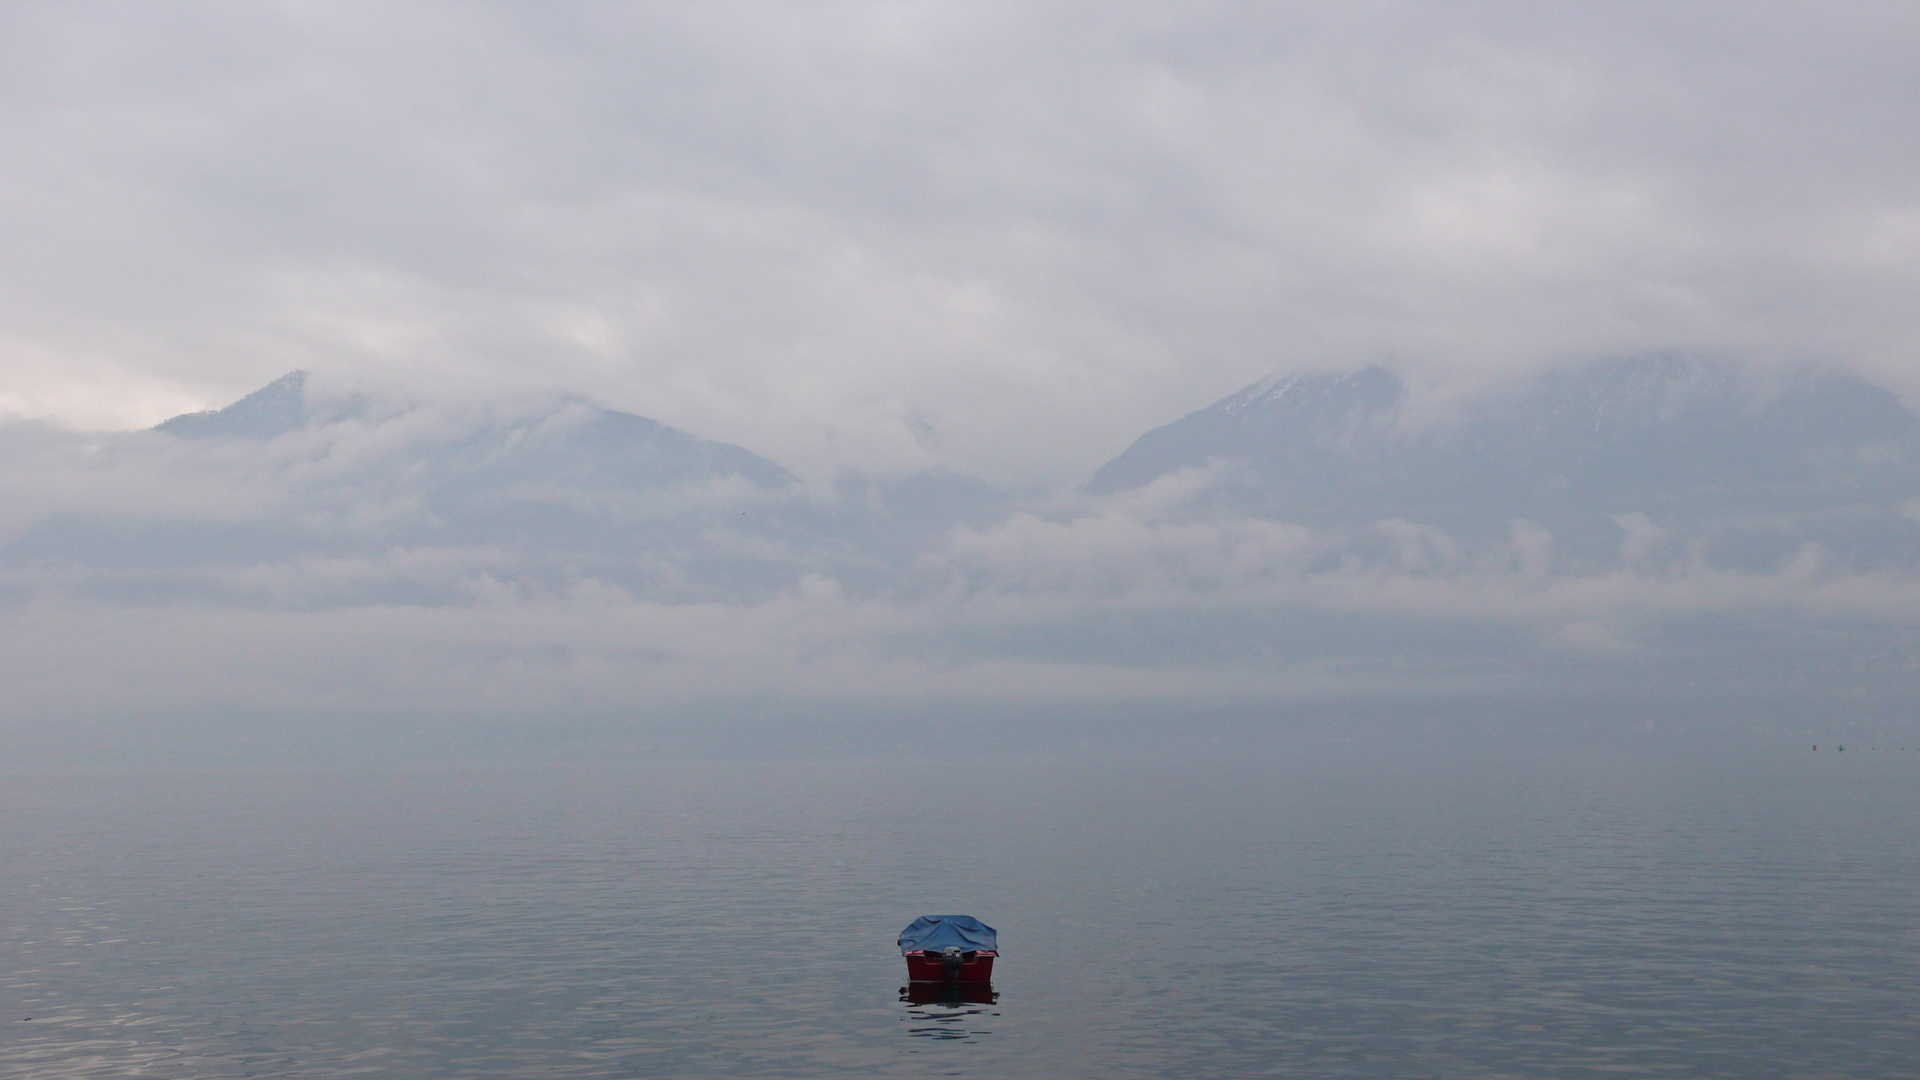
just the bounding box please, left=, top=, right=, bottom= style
left=898, top=915, right=997, bottom=983
left=902, top=947, right=996, bottom=983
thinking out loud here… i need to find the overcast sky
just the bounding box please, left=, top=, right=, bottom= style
left=3, top=1, right=1917, bottom=487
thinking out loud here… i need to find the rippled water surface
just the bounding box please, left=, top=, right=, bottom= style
left=3, top=743, right=1917, bottom=1078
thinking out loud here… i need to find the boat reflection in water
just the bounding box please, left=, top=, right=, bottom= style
left=898, top=982, right=999, bottom=1042
left=899, top=981, right=998, bottom=1006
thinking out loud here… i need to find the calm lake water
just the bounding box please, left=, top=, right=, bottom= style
left=3, top=740, right=1917, bottom=1078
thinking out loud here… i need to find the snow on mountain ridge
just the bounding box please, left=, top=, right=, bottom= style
left=156, top=370, right=313, bottom=439
left=8, top=371, right=1032, bottom=604
left=1084, top=356, right=1920, bottom=567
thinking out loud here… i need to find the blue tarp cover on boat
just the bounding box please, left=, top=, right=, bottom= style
left=898, top=915, right=997, bottom=955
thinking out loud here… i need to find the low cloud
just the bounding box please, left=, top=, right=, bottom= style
left=5, top=404, right=1919, bottom=736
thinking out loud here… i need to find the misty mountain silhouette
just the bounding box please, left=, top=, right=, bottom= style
left=156, top=370, right=313, bottom=439
left=5, top=373, right=811, bottom=598
left=154, top=370, right=797, bottom=491
left=11, top=371, right=1036, bottom=602
left=10, top=360, right=1920, bottom=603
left=1086, top=357, right=1920, bottom=566
left=10, top=362, right=1920, bottom=730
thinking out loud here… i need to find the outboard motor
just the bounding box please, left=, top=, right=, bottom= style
left=941, top=946, right=964, bottom=979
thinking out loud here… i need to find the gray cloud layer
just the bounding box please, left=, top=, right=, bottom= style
left=5, top=3, right=1920, bottom=486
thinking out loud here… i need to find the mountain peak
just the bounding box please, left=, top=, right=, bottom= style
left=1219, top=366, right=1402, bottom=417
left=156, top=371, right=309, bottom=440
left=1084, top=365, right=1404, bottom=495
left=1082, top=356, right=1920, bottom=559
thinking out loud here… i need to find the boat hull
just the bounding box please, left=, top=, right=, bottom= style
left=903, top=949, right=996, bottom=983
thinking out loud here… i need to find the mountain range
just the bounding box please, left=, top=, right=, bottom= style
left=5, top=369, right=1013, bottom=601
left=7, top=356, right=1920, bottom=741
left=7, top=356, right=1919, bottom=596
left=1089, top=358, right=1920, bottom=569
